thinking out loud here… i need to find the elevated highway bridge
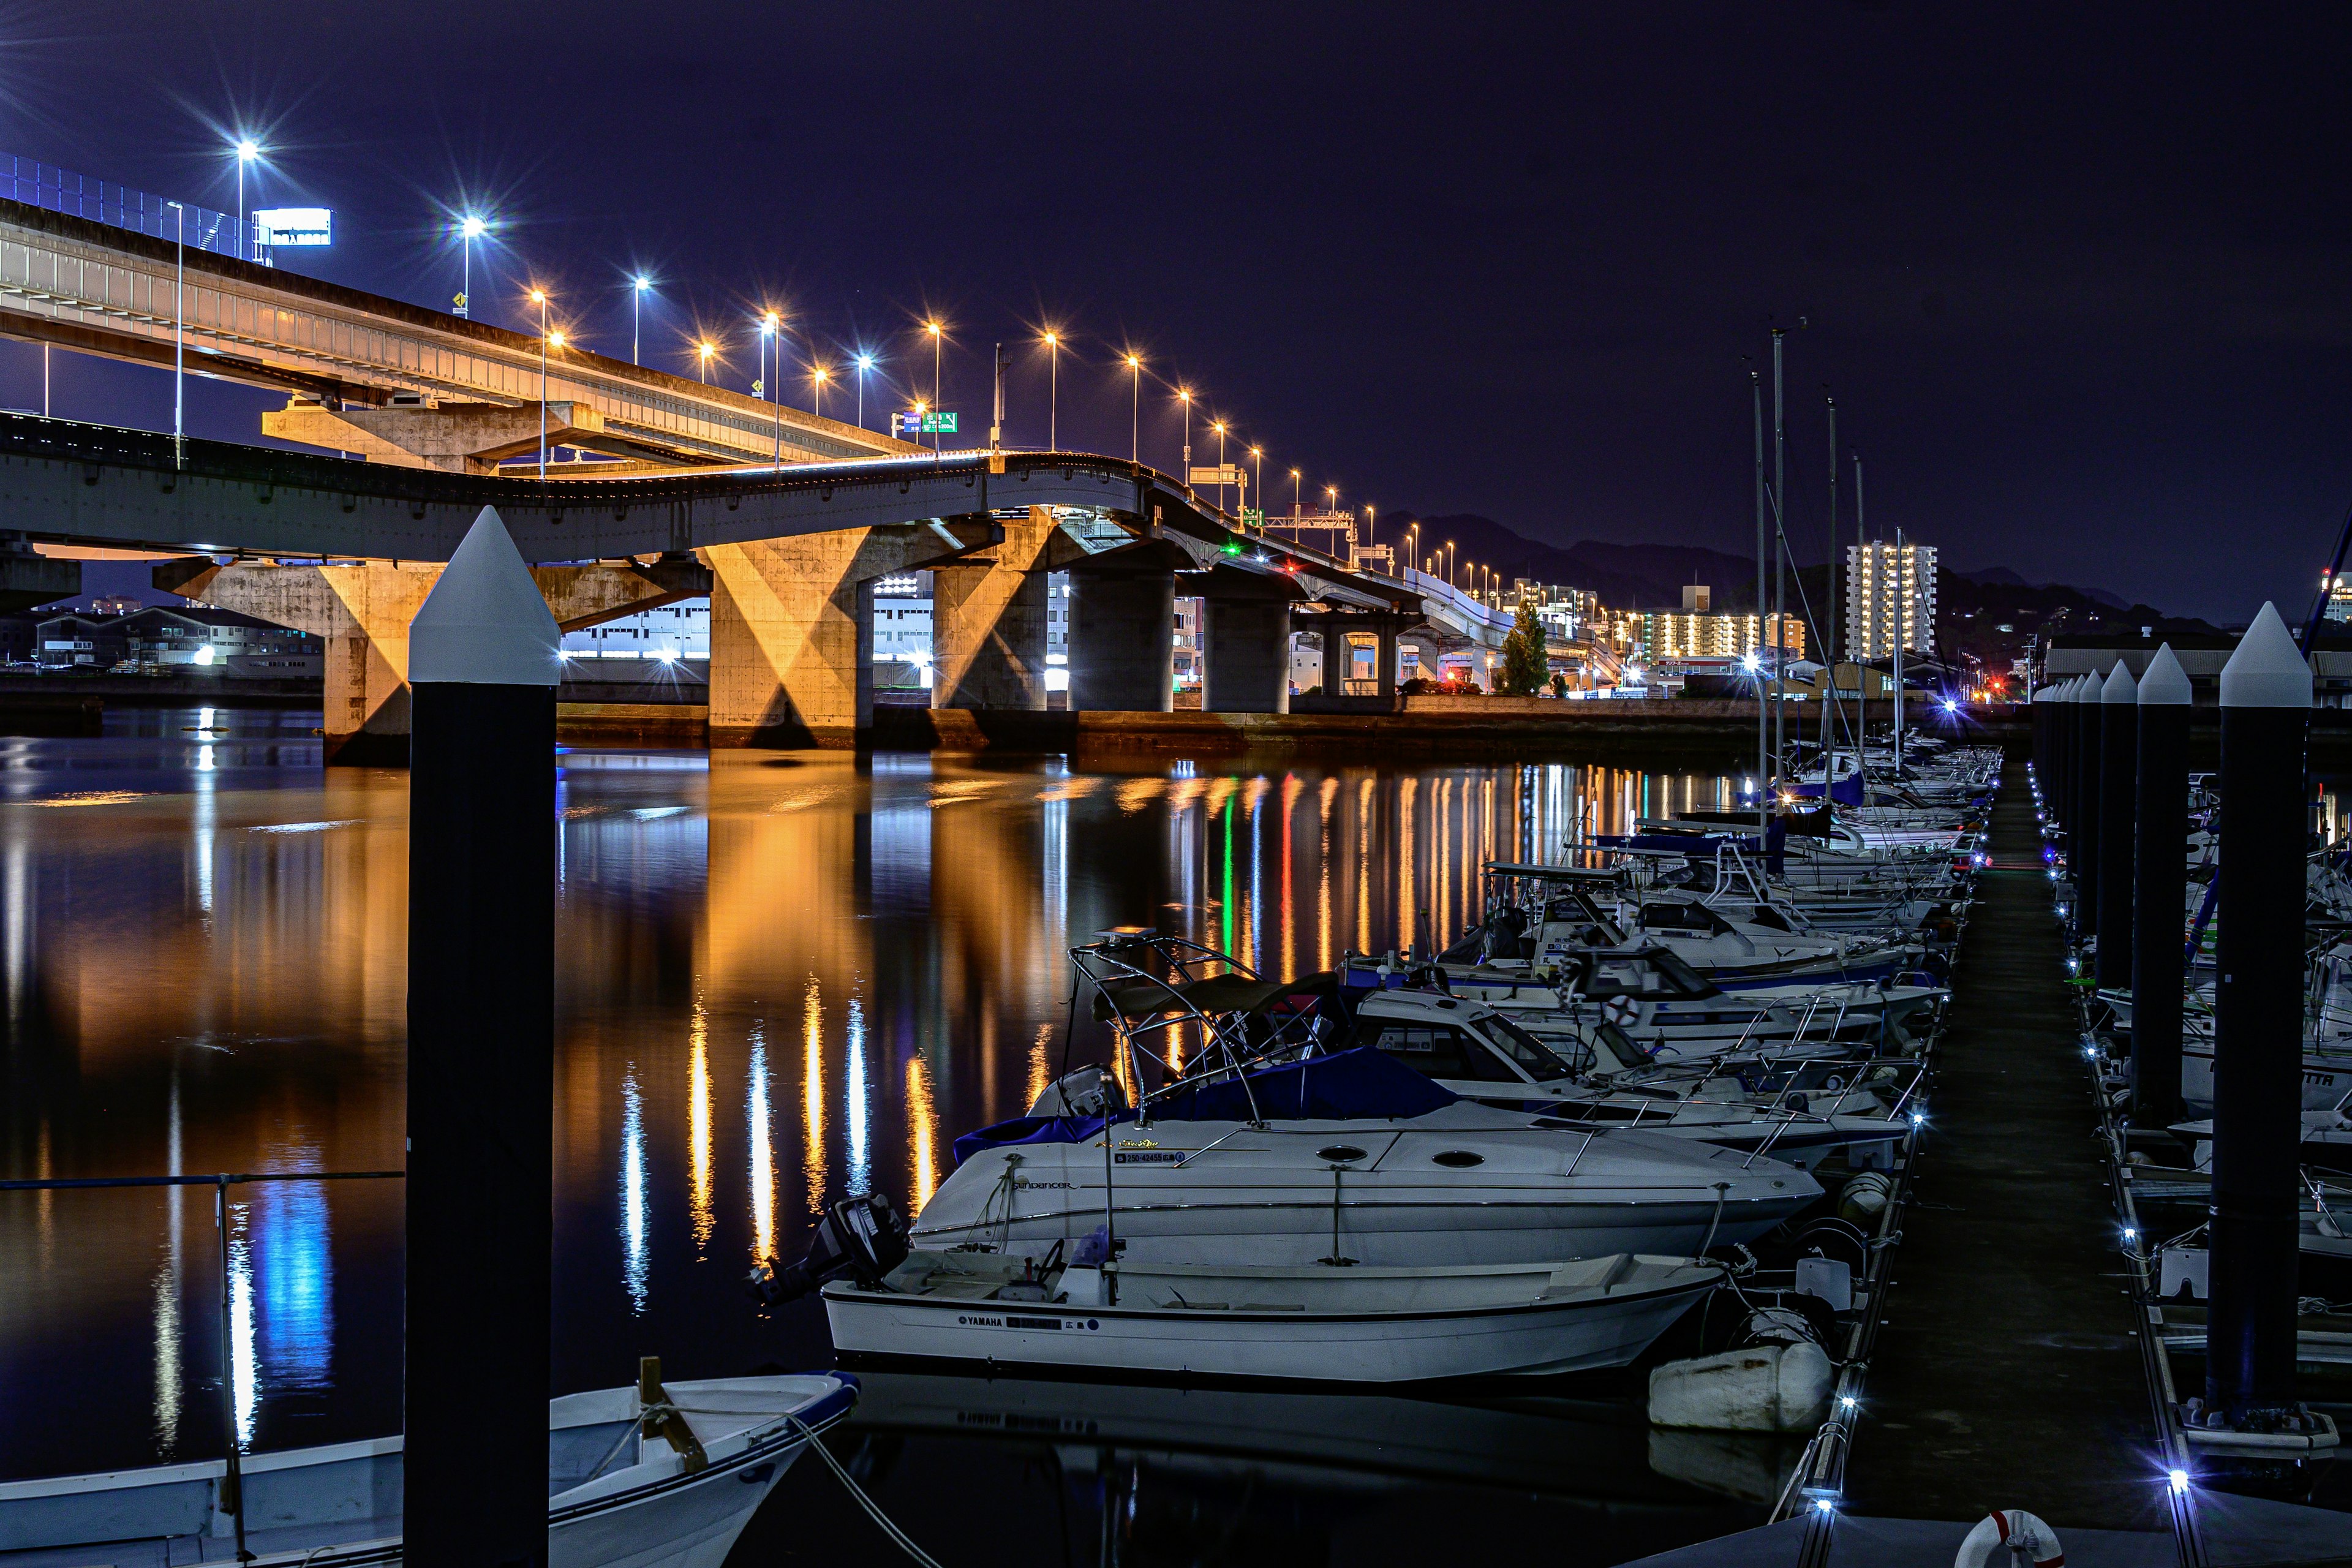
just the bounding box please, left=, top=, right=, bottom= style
left=0, top=194, right=1536, bottom=756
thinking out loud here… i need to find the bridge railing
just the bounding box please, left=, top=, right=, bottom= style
left=1, top=154, right=251, bottom=257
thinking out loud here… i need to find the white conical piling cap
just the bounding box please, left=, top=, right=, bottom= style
left=2219, top=601, right=2311, bottom=710
left=409, top=507, right=562, bottom=687
left=2139, top=643, right=2192, bottom=706
left=2101, top=661, right=2137, bottom=703
left=2074, top=674, right=2099, bottom=702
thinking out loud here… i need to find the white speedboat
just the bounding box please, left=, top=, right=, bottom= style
left=0, top=1372, right=856, bottom=1568
left=1440, top=947, right=1945, bottom=1058
left=1339, top=986, right=1910, bottom=1170
left=917, top=1047, right=1818, bottom=1266
left=823, top=1248, right=1722, bottom=1381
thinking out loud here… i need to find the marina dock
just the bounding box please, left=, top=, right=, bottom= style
left=1844, top=759, right=2163, bottom=1529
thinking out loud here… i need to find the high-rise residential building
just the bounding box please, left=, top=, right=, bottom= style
left=1637, top=610, right=1804, bottom=662
left=1845, top=541, right=1937, bottom=661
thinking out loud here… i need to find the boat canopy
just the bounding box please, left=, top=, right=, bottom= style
left=948, top=1048, right=1458, bottom=1167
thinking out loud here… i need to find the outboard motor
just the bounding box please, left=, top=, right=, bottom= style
left=1028, top=1066, right=1130, bottom=1119
left=747, top=1193, right=909, bottom=1306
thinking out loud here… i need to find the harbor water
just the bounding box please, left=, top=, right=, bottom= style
left=0, top=708, right=1775, bottom=1562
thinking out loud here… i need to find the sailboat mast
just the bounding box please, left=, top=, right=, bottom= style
left=1753, top=372, right=1768, bottom=837
left=1824, top=396, right=1838, bottom=771
left=1771, top=330, right=1787, bottom=777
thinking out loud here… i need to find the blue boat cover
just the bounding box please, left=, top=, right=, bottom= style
left=947, top=1048, right=1457, bottom=1167
left=1150, top=1046, right=1458, bottom=1123
left=1789, top=775, right=1868, bottom=805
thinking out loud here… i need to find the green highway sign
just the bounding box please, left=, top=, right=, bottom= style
left=926, top=411, right=957, bottom=433
left=892, top=410, right=960, bottom=437
left=1242, top=507, right=1265, bottom=527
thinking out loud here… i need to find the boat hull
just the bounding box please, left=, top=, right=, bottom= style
left=823, top=1270, right=1713, bottom=1382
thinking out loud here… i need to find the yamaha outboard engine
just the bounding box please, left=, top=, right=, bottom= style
left=747, top=1193, right=909, bottom=1306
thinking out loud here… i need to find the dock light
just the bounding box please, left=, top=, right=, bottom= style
left=654, top=647, right=677, bottom=663
left=2124, top=1226, right=2139, bottom=1243
left=1813, top=1498, right=1834, bottom=1516
left=1839, top=1395, right=1858, bottom=1411
left=1910, top=1110, right=1926, bottom=1126
left=2169, top=1468, right=2190, bottom=1496
left=1942, top=698, right=1958, bottom=714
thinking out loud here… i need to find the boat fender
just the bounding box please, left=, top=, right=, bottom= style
left=1647, top=1341, right=1833, bottom=1433
left=1838, top=1170, right=1893, bottom=1227
left=1953, top=1510, right=2063, bottom=1567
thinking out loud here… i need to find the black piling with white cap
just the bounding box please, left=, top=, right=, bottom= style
left=2206, top=602, right=2312, bottom=1428
left=2133, top=644, right=2192, bottom=1126
left=2075, top=674, right=2105, bottom=942
left=2095, top=662, right=2138, bottom=989
left=402, top=506, right=562, bottom=1566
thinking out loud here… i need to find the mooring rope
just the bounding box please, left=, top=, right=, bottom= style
left=785, top=1412, right=948, bottom=1568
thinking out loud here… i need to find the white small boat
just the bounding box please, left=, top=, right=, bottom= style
left=823, top=1249, right=1721, bottom=1382
left=0, top=1371, right=855, bottom=1567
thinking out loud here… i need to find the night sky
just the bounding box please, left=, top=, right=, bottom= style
left=12, top=3, right=2348, bottom=621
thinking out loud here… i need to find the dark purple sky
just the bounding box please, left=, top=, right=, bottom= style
left=13, top=2, right=2349, bottom=620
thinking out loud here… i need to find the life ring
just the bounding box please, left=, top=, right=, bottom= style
left=1953, top=1510, right=2064, bottom=1567
left=1602, top=995, right=1640, bottom=1027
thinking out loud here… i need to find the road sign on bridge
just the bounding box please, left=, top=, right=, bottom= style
left=893, top=410, right=958, bottom=437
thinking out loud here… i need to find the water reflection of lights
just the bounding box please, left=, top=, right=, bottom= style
left=906, top=1056, right=939, bottom=1212
left=1025, top=1022, right=1054, bottom=1110
left=688, top=1002, right=713, bottom=1256
left=229, top=1218, right=257, bottom=1447
left=620, top=1065, right=648, bottom=1314
left=845, top=998, right=871, bottom=1196
left=801, top=977, right=826, bottom=1210
left=748, top=1026, right=775, bottom=1264
left=152, top=1071, right=183, bottom=1453
left=1396, top=776, right=1418, bottom=954
left=1316, top=777, right=1337, bottom=970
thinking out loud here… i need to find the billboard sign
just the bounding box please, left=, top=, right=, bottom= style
left=253, top=208, right=333, bottom=247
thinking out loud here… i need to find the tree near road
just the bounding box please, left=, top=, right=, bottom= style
left=1498, top=602, right=1548, bottom=696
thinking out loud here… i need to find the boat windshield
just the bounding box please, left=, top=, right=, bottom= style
left=1477, top=1013, right=1577, bottom=1082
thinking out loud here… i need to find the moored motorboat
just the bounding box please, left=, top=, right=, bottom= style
left=0, top=1371, right=856, bottom=1568
left=823, top=1248, right=1723, bottom=1382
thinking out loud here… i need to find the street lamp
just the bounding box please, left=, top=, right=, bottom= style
left=529, top=286, right=557, bottom=478
left=1177, top=387, right=1194, bottom=486
left=696, top=339, right=715, bottom=383
left=812, top=364, right=831, bottom=421
left=1249, top=447, right=1264, bottom=526
left=1041, top=330, right=1061, bottom=451
left=630, top=275, right=651, bottom=364
left=233, top=138, right=261, bottom=262
left=1406, top=521, right=1420, bottom=578
left=854, top=352, right=875, bottom=431
left=1212, top=420, right=1229, bottom=511
left=165, top=200, right=184, bottom=464
left=1289, top=467, right=1302, bottom=518
left=456, top=214, right=488, bottom=319
left=923, top=319, right=945, bottom=451
left=758, top=311, right=785, bottom=466
left=1123, top=353, right=1143, bottom=462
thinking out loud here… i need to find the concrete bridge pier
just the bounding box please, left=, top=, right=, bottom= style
left=160, top=553, right=710, bottom=764
left=1306, top=609, right=1412, bottom=697
left=928, top=508, right=1073, bottom=712
left=1067, top=539, right=1196, bottom=714
left=706, top=520, right=1000, bottom=747
left=1197, top=565, right=1306, bottom=715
